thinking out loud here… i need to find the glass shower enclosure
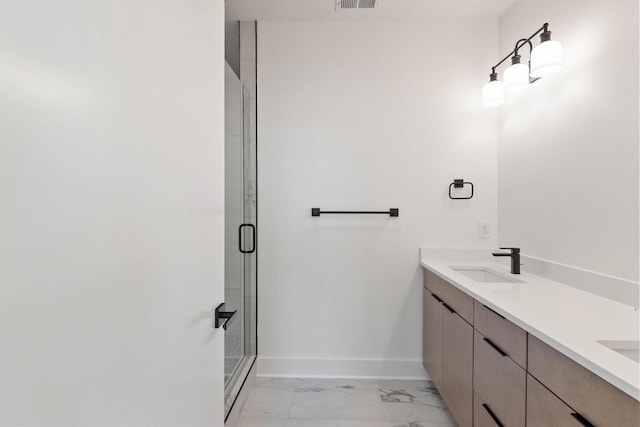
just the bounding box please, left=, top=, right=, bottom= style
left=224, top=63, right=257, bottom=419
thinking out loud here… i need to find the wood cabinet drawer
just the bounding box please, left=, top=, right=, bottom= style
left=442, top=308, right=473, bottom=427
left=527, top=374, right=584, bottom=427
left=474, top=330, right=526, bottom=427
left=424, top=269, right=473, bottom=324
left=528, top=335, right=640, bottom=427
left=474, top=300, right=527, bottom=368
left=474, top=392, right=506, bottom=427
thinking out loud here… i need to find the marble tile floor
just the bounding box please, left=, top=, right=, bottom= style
left=235, top=377, right=458, bottom=427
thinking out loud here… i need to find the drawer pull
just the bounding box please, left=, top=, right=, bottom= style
left=430, top=293, right=455, bottom=314
left=482, top=304, right=505, bottom=319
left=571, top=412, right=594, bottom=427
left=482, top=403, right=504, bottom=427
left=483, top=337, right=507, bottom=357
left=442, top=302, right=456, bottom=314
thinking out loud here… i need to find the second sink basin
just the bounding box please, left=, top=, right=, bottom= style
left=597, top=340, right=640, bottom=363
left=449, top=266, right=524, bottom=283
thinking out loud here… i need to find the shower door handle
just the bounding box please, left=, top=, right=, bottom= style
left=238, top=224, right=256, bottom=254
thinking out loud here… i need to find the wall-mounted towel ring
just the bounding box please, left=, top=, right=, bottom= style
left=449, top=179, right=474, bottom=200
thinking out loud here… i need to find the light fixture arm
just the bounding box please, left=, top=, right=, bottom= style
left=490, top=23, right=550, bottom=71
left=513, top=39, right=533, bottom=57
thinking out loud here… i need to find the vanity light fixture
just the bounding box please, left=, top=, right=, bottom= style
left=482, top=23, right=562, bottom=108
left=530, top=27, right=563, bottom=77
left=503, top=54, right=529, bottom=93
left=482, top=69, right=504, bottom=107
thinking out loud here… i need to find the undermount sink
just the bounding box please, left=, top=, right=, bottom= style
left=597, top=340, right=640, bottom=363
left=449, top=266, right=524, bottom=283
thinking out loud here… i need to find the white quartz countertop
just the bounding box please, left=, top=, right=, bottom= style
left=420, top=248, right=639, bottom=401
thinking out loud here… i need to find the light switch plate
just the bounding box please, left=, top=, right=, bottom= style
left=478, top=221, right=491, bottom=239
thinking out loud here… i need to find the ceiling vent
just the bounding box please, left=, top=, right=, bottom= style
left=335, top=0, right=378, bottom=10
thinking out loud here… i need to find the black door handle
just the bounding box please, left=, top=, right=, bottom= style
left=239, top=223, right=256, bottom=254
left=214, top=303, right=237, bottom=330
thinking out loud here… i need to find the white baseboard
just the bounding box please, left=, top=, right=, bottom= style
left=257, top=357, right=429, bottom=380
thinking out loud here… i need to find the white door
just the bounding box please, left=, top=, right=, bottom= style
left=0, top=1, right=226, bottom=425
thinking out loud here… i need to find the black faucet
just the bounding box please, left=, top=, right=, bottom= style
left=492, top=247, right=521, bottom=274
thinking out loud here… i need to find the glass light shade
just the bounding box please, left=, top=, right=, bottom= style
left=482, top=80, right=504, bottom=108
left=530, top=40, right=562, bottom=78
left=503, top=63, right=529, bottom=93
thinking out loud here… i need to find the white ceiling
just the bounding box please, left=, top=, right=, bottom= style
left=226, top=0, right=518, bottom=21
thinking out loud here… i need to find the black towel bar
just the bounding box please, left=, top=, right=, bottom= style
left=311, top=208, right=399, bottom=217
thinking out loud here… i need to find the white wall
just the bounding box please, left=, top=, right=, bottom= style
left=497, top=0, right=639, bottom=283
left=0, top=1, right=226, bottom=425
left=257, top=20, right=499, bottom=377
left=225, top=18, right=241, bottom=77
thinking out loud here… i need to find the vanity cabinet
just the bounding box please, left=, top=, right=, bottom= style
left=528, top=335, right=640, bottom=427
left=423, top=270, right=473, bottom=427
left=425, top=269, right=473, bottom=323
left=441, top=307, right=473, bottom=427
left=473, top=301, right=527, bottom=369
left=527, top=374, right=585, bottom=427
left=473, top=330, right=526, bottom=427
left=473, top=300, right=527, bottom=427
left=422, top=267, right=640, bottom=427
left=473, top=392, right=502, bottom=427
